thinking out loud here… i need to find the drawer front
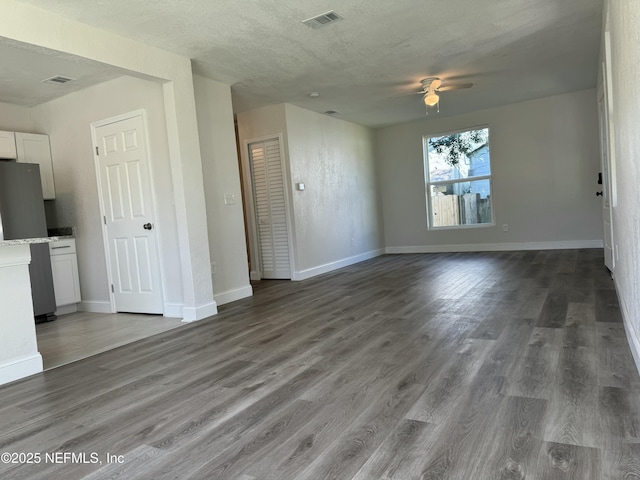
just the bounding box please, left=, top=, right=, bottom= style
left=49, top=238, right=76, bottom=255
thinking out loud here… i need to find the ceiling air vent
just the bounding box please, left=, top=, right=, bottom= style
left=324, top=110, right=339, bottom=116
left=42, top=75, right=75, bottom=85
left=302, top=11, right=343, bottom=29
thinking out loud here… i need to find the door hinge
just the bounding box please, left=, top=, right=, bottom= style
left=111, top=284, right=114, bottom=293
left=96, top=146, right=99, bottom=156
left=103, top=216, right=106, bottom=225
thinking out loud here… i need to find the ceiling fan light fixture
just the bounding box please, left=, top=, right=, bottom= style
left=424, top=92, right=439, bottom=107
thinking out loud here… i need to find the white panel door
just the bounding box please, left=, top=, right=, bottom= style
left=249, top=139, right=291, bottom=279
left=95, top=115, right=163, bottom=313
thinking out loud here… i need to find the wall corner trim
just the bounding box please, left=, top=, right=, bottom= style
left=182, top=301, right=218, bottom=323
left=0, top=353, right=43, bottom=386
left=293, top=248, right=385, bottom=281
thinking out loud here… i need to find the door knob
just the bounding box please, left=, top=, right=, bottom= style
left=143, top=223, right=153, bottom=230
left=596, top=192, right=603, bottom=197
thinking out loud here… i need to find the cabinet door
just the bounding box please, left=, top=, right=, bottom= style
left=0, top=131, right=17, bottom=159
left=15, top=133, right=56, bottom=199
left=50, top=254, right=81, bottom=306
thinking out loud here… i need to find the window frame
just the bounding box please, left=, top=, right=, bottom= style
left=423, top=125, right=495, bottom=231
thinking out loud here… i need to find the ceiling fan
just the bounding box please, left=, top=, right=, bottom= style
left=417, top=77, right=473, bottom=112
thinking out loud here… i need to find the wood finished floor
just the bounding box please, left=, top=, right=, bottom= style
left=36, top=312, right=186, bottom=370
left=1, top=250, right=638, bottom=479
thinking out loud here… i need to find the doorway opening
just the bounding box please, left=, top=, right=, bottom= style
left=240, top=135, right=294, bottom=280
left=91, top=110, right=165, bottom=314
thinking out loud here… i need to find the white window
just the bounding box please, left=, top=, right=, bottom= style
left=424, top=126, right=493, bottom=229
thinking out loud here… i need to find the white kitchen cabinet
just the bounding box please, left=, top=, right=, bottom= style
left=15, top=132, right=56, bottom=199
left=49, top=239, right=81, bottom=307
left=0, top=131, right=17, bottom=159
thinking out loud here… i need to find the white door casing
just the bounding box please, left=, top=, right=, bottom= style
left=598, top=86, right=614, bottom=272
left=248, top=138, right=291, bottom=279
left=93, top=112, right=164, bottom=314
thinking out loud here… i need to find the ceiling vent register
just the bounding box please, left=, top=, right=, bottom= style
left=302, top=11, right=343, bottom=29
left=42, top=75, right=75, bottom=85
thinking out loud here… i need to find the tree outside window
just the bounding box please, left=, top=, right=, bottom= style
left=424, top=127, right=493, bottom=228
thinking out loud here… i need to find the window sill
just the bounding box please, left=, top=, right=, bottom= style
left=428, top=222, right=496, bottom=231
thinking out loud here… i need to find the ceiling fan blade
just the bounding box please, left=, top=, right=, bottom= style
left=438, top=83, right=473, bottom=92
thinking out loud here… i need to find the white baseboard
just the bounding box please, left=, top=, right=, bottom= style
left=293, top=249, right=385, bottom=281
left=0, top=353, right=43, bottom=386
left=55, top=304, right=78, bottom=316
left=250, top=270, right=261, bottom=281
left=214, top=285, right=253, bottom=306
left=614, top=275, right=640, bottom=376
left=78, top=300, right=112, bottom=314
left=77, top=300, right=219, bottom=321
left=385, top=240, right=604, bottom=254
left=163, top=303, right=183, bottom=318
left=182, top=301, right=218, bottom=323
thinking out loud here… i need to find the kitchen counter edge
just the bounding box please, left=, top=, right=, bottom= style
left=0, top=236, right=71, bottom=247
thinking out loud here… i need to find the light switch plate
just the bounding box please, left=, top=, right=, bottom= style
left=296, top=182, right=305, bottom=191
left=224, top=193, right=236, bottom=205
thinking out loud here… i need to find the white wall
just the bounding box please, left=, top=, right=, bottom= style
left=193, top=75, right=252, bottom=305
left=237, top=104, right=288, bottom=142
left=0, top=245, right=43, bottom=385
left=236, top=103, right=290, bottom=277
left=605, top=0, right=640, bottom=368
left=284, top=105, right=384, bottom=276
left=0, top=102, right=33, bottom=132
left=31, top=76, right=183, bottom=313
left=237, top=104, right=384, bottom=280
left=0, top=0, right=215, bottom=320
left=376, top=89, right=603, bottom=252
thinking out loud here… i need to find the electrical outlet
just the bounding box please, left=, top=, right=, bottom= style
left=502, top=224, right=509, bottom=232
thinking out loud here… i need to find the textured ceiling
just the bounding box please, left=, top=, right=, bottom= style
left=9, top=0, right=603, bottom=127
left=0, top=40, right=130, bottom=107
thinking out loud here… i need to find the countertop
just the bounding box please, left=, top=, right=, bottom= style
left=0, top=236, right=71, bottom=247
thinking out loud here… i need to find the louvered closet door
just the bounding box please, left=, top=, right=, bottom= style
left=249, top=139, right=291, bottom=279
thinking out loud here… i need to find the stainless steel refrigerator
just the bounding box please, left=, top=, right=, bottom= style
left=0, top=162, right=56, bottom=321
